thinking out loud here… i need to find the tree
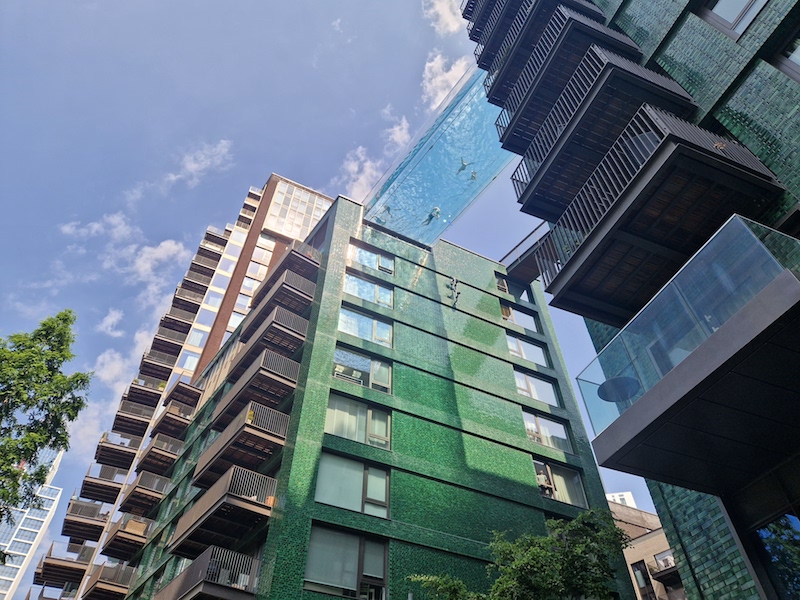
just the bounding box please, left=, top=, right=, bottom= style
left=0, top=310, right=91, bottom=526
left=410, top=509, right=630, bottom=600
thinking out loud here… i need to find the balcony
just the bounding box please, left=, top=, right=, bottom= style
left=496, top=7, right=640, bottom=154
left=580, top=217, right=800, bottom=507
left=211, top=348, right=299, bottom=432
left=151, top=399, right=195, bottom=439
left=112, top=399, right=155, bottom=438
left=194, top=402, right=289, bottom=488
left=61, top=500, right=109, bottom=543
left=137, top=433, right=185, bottom=476
left=474, top=0, right=526, bottom=69
left=521, top=105, right=784, bottom=326
left=466, top=0, right=498, bottom=41
left=191, top=253, right=220, bottom=270
left=95, top=431, right=142, bottom=469
left=184, top=267, right=213, bottom=287
left=163, top=380, right=203, bottom=409
left=127, top=375, right=165, bottom=407
left=170, top=466, right=277, bottom=559
left=81, top=463, right=128, bottom=504
left=153, top=546, right=260, bottom=600
left=118, top=471, right=170, bottom=516
left=163, top=305, right=199, bottom=327
left=140, top=348, right=179, bottom=382
left=101, top=515, right=154, bottom=561
left=484, top=0, right=604, bottom=106
left=512, top=45, right=696, bottom=222
left=154, top=326, right=188, bottom=352
left=251, top=240, right=320, bottom=307
left=173, top=285, right=205, bottom=312
left=204, top=225, right=228, bottom=246
left=199, top=238, right=226, bottom=256
left=83, top=563, right=136, bottom=600
left=241, top=271, right=315, bottom=342
left=32, top=542, right=94, bottom=588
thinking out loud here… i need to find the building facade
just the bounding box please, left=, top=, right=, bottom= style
left=461, top=0, right=799, bottom=598
left=0, top=450, right=63, bottom=600
left=118, top=195, right=627, bottom=600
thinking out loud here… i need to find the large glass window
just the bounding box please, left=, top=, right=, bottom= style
left=534, top=460, right=587, bottom=507
left=333, top=347, right=392, bottom=393
left=754, top=513, right=800, bottom=597
left=338, top=308, right=393, bottom=347
left=501, top=303, right=539, bottom=332
left=210, top=272, right=230, bottom=290
left=523, top=413, right=572, bottom=453
left=186, top=328, right=209, bottom=348
left=702, top=0, right=768, bottom=35
left=304, top=527, right=386, bottom=599
left=325, top=394, right=391, bottom=449
left=247, top=261, right=268, bottom=279
left=344, top=274, right=393, bottom=308
left=227, top=312, right=245, bottom=330
left=204, top=290, right=224, bottom=308
left=177, top=350, right=200, bottom=371
left=315, top=454, right=389, bottom=517
left=241, top=277, right=259, bottom=293
left=515, top=370, right=559, bottom=406
left=507, top=335, right=549, bottom=366
left=348, top=244, right=394, bottom=274
left=218, top=257, right=236, bottom=274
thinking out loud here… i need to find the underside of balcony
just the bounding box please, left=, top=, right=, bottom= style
left=101, top=516, right=153, bottom=562
left=111, top=400, right=154, bottom=438
left=474, top=0, right=526, bottom=69
left=251, top=241, right=320, bottom=307
left=137, top=434, right=183, bottom=476
left=240, top=271, right=315, bottom=343
left=118, top=472, right=169, bottom=516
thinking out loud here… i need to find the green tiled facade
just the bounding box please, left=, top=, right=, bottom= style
left=126, top=197, right=633, bottom=600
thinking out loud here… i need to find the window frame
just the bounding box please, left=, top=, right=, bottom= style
left=333, top=346, right=392, bottom=393
left=315, top=453, right=390, bottom=518
left=514, top=369, right=560, bottom=407
left=344, top=272, right=394, bottom=308
left=348, top=243, right=395, bottom=275
left=522, top=411, right=573, bottom=453
left=774, top=24, right=800, bottom=82
left=533, top=459, right=588, bottom=508
left=699, top=0, right=768, bottom=39
left=507, top=333, right=549, bottom=367
left=501, top=303, right=539, bottom=333
left=325, top=394, right=392, bottom=449
left=338, top=307, right=393, bottom=348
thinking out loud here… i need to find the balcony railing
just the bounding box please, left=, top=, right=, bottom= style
left=66, top=500, right=109, bottom=521
left=154, top=546, right=260, bottom=600
left=484, top=0, right=536, bottom=93
left=116, top=400, right=155, bottom=420
left=252, top=241, right=321, bottom=305
left=99, top=431, right=142, bottom=450
left=199, top=239, right=226, bottom=254
left=165, top=306, right=198, bottom=323
left=85, top=563, right=136, bottom=593
left=146, top=433, right=185, bottom=456
left=45, top=542, right=95, bottom=564
left=129, top=471, right=170, bottom=494
left=191, top=253, right=219, bottom=269
left=474, top=0, right=509, bottom=64
left=85, top=463, right=128, bottom=484
left=175, top=286, right=205, bottom=304
left=81, top=463, right=127, bottom=503
left=184, top=269, right=213, bottom=286
left=155, top=327, right=188, bottom=344
left=107, top=514, right=155, bottom=540
left=142, top=348, right=178, bottom=368
left=132, top=375, right=167, bottom=392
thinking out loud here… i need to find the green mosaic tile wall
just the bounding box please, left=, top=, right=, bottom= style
left=615, top=0, right=690, bottom=61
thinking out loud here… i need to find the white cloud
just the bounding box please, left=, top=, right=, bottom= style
left=332, top=18, right=342, bottom=32
left=421, top=51, right=471, bottom=111
left=95, top=308, right=125, bottom=338
left=422, top=0, right=463, bottom=36
left=383, top=115, right=411, bottom=156
left=59, top=211, right=141, bottom=243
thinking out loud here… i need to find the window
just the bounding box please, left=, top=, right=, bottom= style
left=775, top=28, right=800, bottom=81
left=204, top=290, right=224, bottom=308
left=304, top=527, right=386, bottom=599
left=241, top=277, right=259, bottom=293
left=496, top=274, right=509, bottom=293
left=20, top=518, right=42, bottom=531
left=227, top=312, right=245, bottom=330
left=344, top=274, right=393, bottom=308
left=251, top=246, right=273, bottom=264
left=507, top=334, right=549, bottom=366
left=515, top=370, right=559, bottom=406
left=235, top=293, right=250, bottom=311
left=333, top=347, right=391, bottom=393
left=325, top=394, right=391, bottom=449
left=186, top=328, right=209, bottom=348
left=631, top=560, right=657, bottom=600
left=523, top=413, right=572, bottom=453
left=210, top=272, right=230, bottom=290
left=348, top=243, right=394, bottom=274
left=14, top=529, right=36, bottom=542
left=315, top=454, right=389, bottom=517
left=534, top=460, right=587, bottom=507
left=247, top=261, right=268, bottom=279
left=501, top=303, right=539, bottom=332
left=701, top=0, right=768, bottom=36
left=218, top=257, right=236, bottom=274
left=177, top=350, right=200, bottom=371
left=7, top=541, right=31, bottom=554
left=229, top=230, right=247, bottom=244
left=0, top=565, right=18, bottom=579
left=224, top=242, right=243, bottom=258
left=338, top=308, right=393, bottom=347
left=654, top=550, right=676, bottom=570
left=258, top=231, right=276, bottom=250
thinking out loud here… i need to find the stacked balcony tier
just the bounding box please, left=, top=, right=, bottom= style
left=101, top=515, right=154, bottom=562
left=516, top=105, right=784, bottom=326
left=83, top=564, right=136, bottom=600
left=474, top=0, right=527, bottom=68
left=118, top=472, right=170, bottom=516
left=466, top=0, right=501, bottom=42
left=162, top=380, right=203, bottom=409
left=61, top=500, right=109, bottom=543
left=484, top=0, right=603, bottom=105
left=137, top=434, right=184, bottom=476
left=150, top=399, right=195, bottom=439
left=241, top=271, right=315, bottom=339
left=32, top=543, right=94, bottom=588
left=95, top=431, right=142, bottom=469
left=512, top=45, right=696, bottom=222
left=251, top=240, right=320, bottom=308
left=496, top=6, right=641, bottom=155
left=81, top=463, right=128, bottom=504
left=170, top=466, right=277, bottom=558
left=193, top=402, right=289, bottom=488
left=111, top=400, right=155, bottom=438
left=152, top=546, right=260, bottom=600
left=126, top=376, right=164, bottom=407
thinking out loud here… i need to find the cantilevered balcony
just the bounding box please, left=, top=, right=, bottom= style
left=153, top=325, right=188, bottom=354
left=101, top=515, right=154, bottom=561
left=474, top=0, right=526, bottom=68
left=170, top=466, right=277, bottom=559
left=512, top=45, right=696, bottom=222
left=184, top=266, right=213, bottom=287
left=137, top=433, right=184, bottom=476
left=194, top=402, right=289, bottom=488
left=163, top=379, right=203, bottom=409
left=583, top=217, right=800, bottom=523
left=61, top=500, right=109, bottom=543
left=140, top=347, right=178, bottom=382
left=240, top=271, right=315, bottom=342
left=163, top=305, right=199, bottom=328
left=111, top=399, right=155, bottom=438
left=191, top=252, right=220, bottom=271
left=95, top=431, right=142, bottom=469
left=173, top=285, right=205, bottom=312
left=211, top=348, right=299, bottom=431
left=83, top=563, right=136, bottom=600
left=118, top=471, right=170, bottom=516
left=520, top=105, right=783, bottom=326
left=32, top=542, right=94, bottom=588
left=251, top=240, right=321, bottom=307
left=153, top=546, right=260, bottom=600
left=80, top=463, right=127, bottom=504
left=484, top=0, right=604, bottom=106
left=127, top=375, right=165, bottom=407
left=151, top=400, right=194, bottom=439
left=466, top=0, right=500, bottom=42
left=496, top=7, right=640, bottom=154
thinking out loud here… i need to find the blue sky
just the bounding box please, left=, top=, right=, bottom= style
left=1, top=2, right=653, bottom=591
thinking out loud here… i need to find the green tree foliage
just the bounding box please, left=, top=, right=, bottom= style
left=411, top=510, right=630, bottom=600
left=0, top=310, right=91, bottom=523
left=758, top=515, right=800, bottom=597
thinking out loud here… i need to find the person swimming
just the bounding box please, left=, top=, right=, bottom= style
left=422, top=206, right=441, bottom=226
left=470, top=170, right=477, bottom=181
left=457, top=157, right=473, bottom=174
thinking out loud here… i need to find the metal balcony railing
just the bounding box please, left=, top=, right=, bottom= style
left=45, top=542, right=95, bottom=563
left=199, top=239, right=225, bottom=254
left=85, top=463, right=128, bottom=484
left=184, top=269, right=213, bottom=286
left=146, top=433, right=185, bottom=456
left=191, top=254, right=219, bottom=269
left=132, top=375, right=167, bottom=391
left=175, top=286, right=205, bottom=304
left=117, top=399, right=155, bottom=420
left=163, top=399, right=195, bottom=420
left=260, top=348, right=301, bottom=384
left=143, top=348, right=178, bottom=367
left=484, top=0, right=536, bottom=93
left=66, top=500, right=109, bottom=521
left=86, top=563, right=136, bottom=589
left=154, top=546, right=260, bottom=600
left=165, top=306, right=198, bottom=323
left=107, top=514, right=154, bottom=540
left=474, top=0, right=508, bottom=62
left=155, top=327, right=188, bottom=344
left=128, top=471, right=170, bottom=494
left=100, top=431, right=142, bottom=450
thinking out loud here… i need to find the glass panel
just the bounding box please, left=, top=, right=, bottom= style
left=204, top=290, right=224, bottom=308
left=733, top=0, right=767, bottom=32
left=219, top=258, right=236, bottom=273
left=236, top=294, right=250, bottom=310
left=363, top=503, right=388, bottom=518
left=305, top=528, right=359, bottom=590
left=377, top=286, right=393, bottom=307
left=508, top=335, right=548, bottom=366
left=211, top=273, right=230, bottom=290
left=20, top=518, right=42, bottom=531
left=186, top=328, right=209, bottom=348
left=14, top=529, right=36, bottom=542
left=227, top=312, right=245, bottom=330
left=194, top=308, right=217, bottom=327
left=523, top=412, right=540, bottom=443
left=368, top=410, right=390, bottom=447
left=754, top=513, right=800, bottom=598
left=325, top=394, right=368, bottom=443
left=507, top=306, right=538, bottom=332
left=378, top=255, right=394, bottom=273
left=333, top=348, right=372, bottom=388
left=241, top=277, right=259, bottom=292
left=362, top=540, right=385, bottom=579
left=549, top=464, right=587, bottom=508
left=783, top=33, right=800, bottom=65
left=7, top=541, right=31, bottom=554
left=538, top=416, right=572, bottom=453
left=314, top=454, right=363, bottom=512
left=247, top=261, right=267, bottom=278
left=225, top=242, right=242, bottom=258
left=374, top=321, right=393, bottom=347
left=178, top=351, right=200, bottom=371
left=366, top=468, right=387, bottom=503
left=534, top=461, right=554, bottom=500
left=229, top=230, right=247, bottom=244
left=371, top=361, right=391, bottom=392
left=709, top=0, right=749, bottom=22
